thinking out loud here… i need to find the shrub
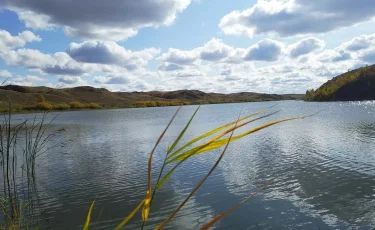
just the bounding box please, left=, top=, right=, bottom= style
left=38, top=95, right=46, bottom=103
left=53, top=103, right=70, bottom=110
left=69, top=101, right=85, bottom=109
left=35, top=102, right=53, bottom=111
left=86, top=103, right=101, bottom=109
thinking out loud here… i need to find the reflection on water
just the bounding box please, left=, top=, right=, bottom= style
left=6, top=101, right=375, bottom=229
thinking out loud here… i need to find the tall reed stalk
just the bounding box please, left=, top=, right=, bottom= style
left=0, top=102, right=56, bottom=229
left=85, top=105, right=312, bottom=229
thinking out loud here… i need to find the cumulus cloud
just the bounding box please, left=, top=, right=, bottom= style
left=67, top=41, right=160, bottom=71
left=219, top=0, right=375, bottom=38
left=0, top=49, right=87, bottom=75
left=94, top=75, right=129, bottom=84
left=0, top=70, right=12, bottom=78
left=57, top=76, right=86, bottom=85
left=158, top=38, right=283, bottom=71
left=288, top=37, right=325, bottom=58
left=220, top=69, right=232, bottom=76
left=158, top=48, right=198, bottom=65
left=158, top=63, right=184, bottom=71
left=175, top=69, right=203, bottom=78
left=359, top=50, right=375, bottom=63
left=244, top=39, right=284, bottom=62
left=8, top=75, right=45, bottom=86
left=3, top=0, right=192, bottom=41
left=199, top=38, right=232, bottom=61
left=0, top=29, right=41, bottom=51
left=342, top=34, right=375, bottom=51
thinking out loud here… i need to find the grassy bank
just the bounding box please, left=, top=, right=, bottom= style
left=1, top=95, right=289, bottom=114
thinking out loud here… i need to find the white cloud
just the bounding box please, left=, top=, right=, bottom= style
left=219, top=0, right=375, bottom=38
left=57, top=76, right=86, bottom=85
left=67, top=41, right=160, bottom=70
left=4, top=0, right=192, bottom=41
left=288, top=37, right=325, bottom=58
left=16, top=10, right=56, bottom=30
left=8, top=75, right=46, bottom=86
left=158, top=48, right=199, bottom=65
left=94, top=75, right=130, bottom=85
left=199, top=38, right=233, bottom=61
left=175, top=69, right=203, bottom=78
left=0, top=70, right=12, bottom=78
left=244, top=39, right=284, bottom=62
left=341, top=34, right=375, bottom=51
left=0, top=49, right=88, bottom=76
left=0, top=29, right=41, bottom=52
left=158, top=62, right=184, bottom=71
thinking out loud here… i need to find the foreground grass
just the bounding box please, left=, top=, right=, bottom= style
left=83, top=106, right=312, bottom=229
left=0, top=100, right=312, bottom=229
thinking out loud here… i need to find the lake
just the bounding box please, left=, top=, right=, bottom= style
left=6, top=100, right=375, bottom=229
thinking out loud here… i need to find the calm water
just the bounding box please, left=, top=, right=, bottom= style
left=6, top=101, right=375, bottom=229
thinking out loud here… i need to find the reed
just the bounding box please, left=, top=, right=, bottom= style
left=85, top=105, right=311, bottom=229
left=0, top=102, right=56, bottom=229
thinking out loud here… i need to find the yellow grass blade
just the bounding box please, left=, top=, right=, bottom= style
left=83, top=200, right=95, bottom=230
left=166, top=108, right=268, bottom=160
left=143, top=107, right=181, bottom=223
left=168, top=115, right=309, bottom=164
left=157, top=112, right=282, bottom=189
left=142, top=191, right=151, bottom=221
left=155, top=109, right=243, bottom=230
left=167, top=111, right=280, bottom=164
left=114, top=200, right=145, bottom=230
left=168, top=106, right=200, bottom=154
left=199, top=183, right=269, bottom=230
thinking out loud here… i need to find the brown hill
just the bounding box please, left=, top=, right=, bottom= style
left=306, top=64, right=375, bottom=101
left=0, top=85, right=303, bottom=108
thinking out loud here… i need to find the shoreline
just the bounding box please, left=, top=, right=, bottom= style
left=3, top=99, right=303, bottom=115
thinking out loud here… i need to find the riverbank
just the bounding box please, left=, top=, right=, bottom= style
left=0, top=85, right=304, bottom=113
left=0, top=98, right=299, bottom=114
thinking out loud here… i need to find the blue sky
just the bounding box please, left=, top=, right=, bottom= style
left=1, top=0, right=375, bottom=93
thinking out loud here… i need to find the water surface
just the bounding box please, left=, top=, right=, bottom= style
left=7, top=101, right=375, bottom=229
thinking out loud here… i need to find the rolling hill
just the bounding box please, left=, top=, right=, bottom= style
left=0, top=85, right=303, bottom=109
left=306, top=64, right=375, bottom=101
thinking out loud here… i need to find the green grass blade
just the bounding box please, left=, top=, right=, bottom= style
left=167, top=106, right=200, bottom=154
left=199, top=183, right=269, bottom=230
left=83, top=200, right=95, bottom=230
left=155, top=164, right=178, bottom=190
left=155, top=108, right=243, bottom=230
left=167, top=111, right=280, bottom=164
left=167, top=108, right=268, bottom=160
left=115, top=200, right=145, bottom=230
left=168, top=115, right=308, bottom=164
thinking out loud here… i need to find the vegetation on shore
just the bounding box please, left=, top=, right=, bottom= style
left=0, top=85, right=303, bottom=113
left=0, top=95, right=101, bottom=113
left=0, top=106, right=55, bottom=229
left=305, top=64, right=375, bottom=101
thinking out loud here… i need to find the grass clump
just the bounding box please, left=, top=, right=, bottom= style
left=134, top=100, right=191, bottom=107
left=35, top=101, right=53, bottom=110
left=69, top=101, right=85, bottom=109
left=85, top=102, right=101, bottom=109
left=53, top=103, right=70, bottom=110
left=84, top=105, right=312, bottom=229
left=0, top=102, right=56, bottom=229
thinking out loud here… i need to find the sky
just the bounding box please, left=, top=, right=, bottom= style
left=0, top=0, right=375, bottom=94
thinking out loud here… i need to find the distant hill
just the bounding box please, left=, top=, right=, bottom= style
left=306, top=64, right=375, bottom=101
left=0, top=85, right=303, bottom=109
